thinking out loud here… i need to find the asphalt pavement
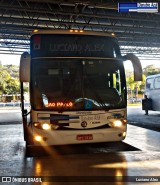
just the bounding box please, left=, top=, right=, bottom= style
left=0, top=106, right=160, bottom=185
left=127, top=105, right=160, bottom=132
left=0, top=107, right=22, bottom=124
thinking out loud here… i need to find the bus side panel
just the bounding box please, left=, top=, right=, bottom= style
left=145, top=75, right=160, bottom=111
left=150, top=89, right=160, bottom=111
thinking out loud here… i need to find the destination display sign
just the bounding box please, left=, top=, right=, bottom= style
left=46, top=101, right=73, bottom=108
left=31, top=34, right=120, bottom=58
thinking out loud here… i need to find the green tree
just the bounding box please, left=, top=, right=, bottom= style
left=4, top=78, right=20, bottom=94
left=0, top=67, right=11, bottom=95
left=0, top=64, right=20, bottom=95
left=3, top=64, right=19, bottom=78
left=143, top=64, right=160, bottom=76
left=126, top=71, right=146, bottom=96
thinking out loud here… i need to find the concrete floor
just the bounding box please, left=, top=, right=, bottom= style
left=0, top=107, right=160, bottom=185
left=127, top=106, right=160, bottom=132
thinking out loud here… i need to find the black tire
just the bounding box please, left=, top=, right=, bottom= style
left=25, top=144, right=32, bottom=157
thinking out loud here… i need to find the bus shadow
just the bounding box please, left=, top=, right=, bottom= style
left=148, top=113, right=160, bottom=117
left=25, top=141, right=140, bottom=157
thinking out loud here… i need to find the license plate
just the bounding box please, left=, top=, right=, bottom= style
left=76, top=134, right=93, bottom=141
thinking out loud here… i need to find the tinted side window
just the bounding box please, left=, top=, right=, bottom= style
left=154, top=77, right=160, bottom=89
left=146, top=78, right=154, bottom=89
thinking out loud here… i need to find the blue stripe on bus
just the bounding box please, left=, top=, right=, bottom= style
left=50, top=115, right=79, bottom=120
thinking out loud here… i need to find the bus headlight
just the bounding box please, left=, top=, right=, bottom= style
left=108, top=119, right=126, bottom=128
left=122, top=132, right=126, bottom=137
left=42, top=123, right=51, bottom=130
left=113, top=120, right=123, bottom=127
left=33, top=122, right=51, bottom=130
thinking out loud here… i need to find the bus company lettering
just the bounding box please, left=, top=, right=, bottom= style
left=47, top=102, right=73, bottom=108
left=82, top=115, right=100, bottom=122
left=49, top=43, right=104, bottom=53
left=76, top=111, right=92, bottom=115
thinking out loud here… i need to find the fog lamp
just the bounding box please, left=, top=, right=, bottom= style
left=35, top=135, right=42, bottom=142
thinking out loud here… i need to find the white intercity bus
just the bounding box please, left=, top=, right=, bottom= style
left=19, top=29, right=142, bottom=149
left=144, top=74, right=160, bottom=111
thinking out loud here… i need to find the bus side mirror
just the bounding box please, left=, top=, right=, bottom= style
left=123, top=53, right=142, bottom=81
left=19, top=52, right=30, bottom=82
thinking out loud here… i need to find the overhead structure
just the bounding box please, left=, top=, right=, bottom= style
left=0, top=0, right=160, bottom=59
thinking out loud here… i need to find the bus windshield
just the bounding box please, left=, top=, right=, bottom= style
left=31, top=59, right=126, bottom=111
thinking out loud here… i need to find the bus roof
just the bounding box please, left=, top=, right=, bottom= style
left=31, top=29, right=116, bottom=38
left=146, top=74, right=160, bottom=79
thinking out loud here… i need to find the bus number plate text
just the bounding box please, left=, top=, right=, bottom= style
left=76, top=134, right=93, bottom=141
